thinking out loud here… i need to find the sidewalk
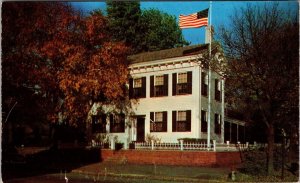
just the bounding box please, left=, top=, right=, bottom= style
left=71, top=161, right=231, bottom=182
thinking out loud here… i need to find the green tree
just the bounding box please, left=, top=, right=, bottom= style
left=106, top=1, right=142, bottom=53
left=220, top=3, right=299, bottom=174
left=106, top=1, right=188, bottom=53
left=140, top=9, right=189, bottom=52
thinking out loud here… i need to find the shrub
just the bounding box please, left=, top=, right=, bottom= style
left=240, top=150, right=268, bottom=175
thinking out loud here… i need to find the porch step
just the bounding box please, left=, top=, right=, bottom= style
left=104, top=156, right=127, bottom=165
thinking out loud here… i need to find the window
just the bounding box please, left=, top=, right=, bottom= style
left=155, top=75, right=164, bottom=86
left=178, top=73, right=187, bottom=84
left=129, top=77, right=146, bottom=98
left=110, top=113, right=125, bottom=133
left=172, top=72, right=192, bottom=95
left=150, top=74, right=168, bottom=97
left=201, top=72, right=208, bottom=96
left=172, top=110, right=191, bottom=132
left=177, top=111, right=187, bottom=121
left=214, top=113, right=221, bottom=134
left=134, top=78, right=142, bottom=88
left=150, top=111, right=167, bottom=132
left=201, top=110, right=207, bottom=132
left=92, top=114, right=106, bottom=133
left=215, top=79, right=221, bottom=101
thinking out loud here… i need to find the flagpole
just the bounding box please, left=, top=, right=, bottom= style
left=207, top=1, right=212, bottom=150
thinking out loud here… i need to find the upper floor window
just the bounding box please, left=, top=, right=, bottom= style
left=109, top=113, right=125, bottom=133
left=201, top=72, right=208, bottom=96
left=155, top=75, right=164, bottom=86
left=201, top=110, right=207, bottom=132
left=129, top=77, right=146, bottom=99
left=172, top=71, right=192, bottom=96
left=150, top=111, right=167, bottom=132
left=178, top=72, right=187, bottom=83
left=134, top=78, right=142, bottom=88
left=172, top=110, right=191, bottom=132
left=92, top=114, right=106, bottom=133
left=214, top=113, right=221, bottom=134
left=215, top=79, right=221, bottom=101
left=150, top=74, right=168, bottom=97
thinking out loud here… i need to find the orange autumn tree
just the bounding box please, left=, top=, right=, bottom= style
left=57, top=13, right=129, bottom=124
left=2, top=2, right=129, bottom=130
left=2, top=2, right=80, bottom=128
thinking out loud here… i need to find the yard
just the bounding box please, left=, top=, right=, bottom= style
left=2, top=146, right=299, bottom=183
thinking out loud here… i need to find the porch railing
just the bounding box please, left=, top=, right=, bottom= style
left=89, top=139, right=266, bottom=152
left=134, top=140, right=215, bottom=151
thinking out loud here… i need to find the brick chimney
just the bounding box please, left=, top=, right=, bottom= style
left=205, top=25, right=214, bottom=44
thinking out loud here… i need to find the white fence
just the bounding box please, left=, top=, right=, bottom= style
left=90, top=139, right=265, bottom=152
left=135, top=140, right=216, bottom=151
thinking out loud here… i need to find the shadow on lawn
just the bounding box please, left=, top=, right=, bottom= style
left=2, top=146, right=102, bottom=180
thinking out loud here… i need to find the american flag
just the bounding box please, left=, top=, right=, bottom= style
left=179, top=8, right=209, bottom=29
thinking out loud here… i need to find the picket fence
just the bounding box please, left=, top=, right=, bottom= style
left=90, top=139, right=265, bottom=152
left=134, top=141, right=213, bottom=151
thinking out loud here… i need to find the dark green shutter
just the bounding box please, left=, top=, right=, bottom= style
left=186, top=110, right=191, bottom=131
left=101, top=114, right=107, bottom=133
left=150, top=76, right=154, bottom=97
left=172, top=73, right=177, bottom=96
left=121, top=113, right=125, bottom=132
left=141, top=77, right=146, bottom=98
left=163, top=111, right=167, bottom=132
left=187, top=71, right=192, bottom=94
left=109, top=114, right=114, bottom=132
left=172, top=111, right=177, bottom=132
left=129, top=78, right=133, bottom=98
left=163, top=74, right=168, bottom=96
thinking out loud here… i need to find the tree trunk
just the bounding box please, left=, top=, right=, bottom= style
left=267, top=123, right=275, bottom=175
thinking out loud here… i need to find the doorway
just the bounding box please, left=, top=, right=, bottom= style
left=136, top=116, right=145, bottom=142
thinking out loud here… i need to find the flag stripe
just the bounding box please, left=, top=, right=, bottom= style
left=179, top=18, right=208, bottom=24
left=179, top=8, right=208, bottom=29
left=179, top=18, right=208, bottom=29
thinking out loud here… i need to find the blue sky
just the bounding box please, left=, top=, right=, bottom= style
left=70, top=1, right=298, bottom=45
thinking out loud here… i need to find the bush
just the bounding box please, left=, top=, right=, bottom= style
left=240, top=150, right=268, bottom=175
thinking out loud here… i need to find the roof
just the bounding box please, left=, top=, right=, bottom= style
left=128, top=44, right=209, bottom=64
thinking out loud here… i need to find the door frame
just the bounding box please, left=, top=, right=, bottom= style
left=135, top=115, right=145, bottom=142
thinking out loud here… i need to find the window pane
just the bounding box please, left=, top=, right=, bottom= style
left=155, top=75, right=164, bottom=86
left=177, top=111, right=187, bottom=121
left=217, top=80, right=221, bottom=91
left=134, top=78, right=142, bottom=88
left=205, top=75, right=208, bottom=85
left=178, top=73, right=187, bottom=84
left=110, top=114, right=125, bottom=133
left=155, top=112, right=163, bottom=122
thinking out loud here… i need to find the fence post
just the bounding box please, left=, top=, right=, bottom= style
left=111, top=138, right=115, bottom=150
left=180, top=140, right=184, bottom=151
left=226, top=141, right=230, bottom=151
left=124, top=140, right=128, bottom=150
left=151, top=140, right=154, bottom=150
left=246, top=142, right=249, bottom=149
left=213, top=140, right=216, bottom=152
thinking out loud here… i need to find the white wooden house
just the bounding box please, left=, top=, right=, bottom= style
left=89, top=44, right=246, bottom=145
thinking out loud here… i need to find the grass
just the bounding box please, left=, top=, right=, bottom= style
left=73, top=162, right=230, bottom=181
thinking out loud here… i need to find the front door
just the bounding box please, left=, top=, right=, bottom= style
left=136, top=117, right=145, bottom=142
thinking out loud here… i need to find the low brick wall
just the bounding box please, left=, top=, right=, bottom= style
left=100, top=149, right=242, bottom=167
